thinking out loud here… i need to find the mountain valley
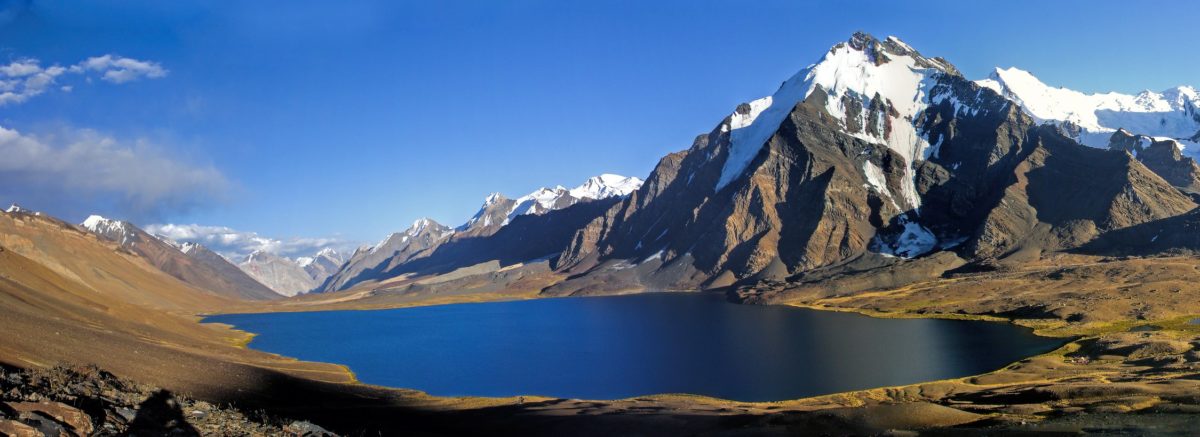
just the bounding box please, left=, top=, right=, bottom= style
left=4, top=31, right=1200, bottom=435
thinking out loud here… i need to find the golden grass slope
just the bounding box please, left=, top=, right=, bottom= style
left=0, top=211, right=356, bottom=399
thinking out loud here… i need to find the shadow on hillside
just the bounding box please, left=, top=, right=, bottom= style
left=332, top=199, right=620, bottom=291
left=194, top=364, right=816, bottom=435
left=128, top=390, right=200, bottom=436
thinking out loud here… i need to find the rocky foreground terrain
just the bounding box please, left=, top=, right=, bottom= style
left=0, top=365, right=333, bottom=436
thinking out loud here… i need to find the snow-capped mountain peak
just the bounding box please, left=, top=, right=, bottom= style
left=457, top=174, right=645, bottom=234
left=295, top=256, right=316, bottom=267
left=369, top=219, right=452, bottom=254
left=715, top=32, right=958, bottom=209
left=81, top=215, right=135, bottom=245
left=977, top=67, right=1200, bottom=156
left=5, top=204, right=25, bottom=213
left=178, top=241, right=199, bottom=254
left=567, top=174, right=643, bottom=199
left=483, top=192, right=506, bottom=205
left=408, top=218, right=433, bottom=236
left=503, top=174, right=644, bottom=225
left=296, top=247, right=343, bottom=268
left=407, top=218, right=451, bottom=238
left=315, top=247, right=341, bottom=260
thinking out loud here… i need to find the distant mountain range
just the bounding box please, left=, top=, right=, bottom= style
left=59, top=173, right=645, bottom=297
left=237, top=249, right=332, bottom=297
left=317, top=174, right=643, bottom=292
left=17, top=32, right=1200, bottom=303
left=77, top=214, right=352, bottom=297
left=303, top=32, right=1200, bottom=297
left=80, top=214, right=282, bottom=300
left=547, top=32, right=1200, bottom=294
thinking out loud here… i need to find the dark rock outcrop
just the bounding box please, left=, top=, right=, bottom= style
left=1107, top=129, right=1200, bottom=191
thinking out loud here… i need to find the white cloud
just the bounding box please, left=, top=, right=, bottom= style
left=74, top=55, right=168, bottom=83
left=0, top=124, right=230, bottom=220
left=0, top=54, right=166, bottom=106
left=0, top=60, right=41, bottom=77
left=0, top=59, right=68, bottom=105
left=145, top=223, right=356, bottom=262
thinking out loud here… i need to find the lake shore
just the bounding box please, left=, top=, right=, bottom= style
left=206, top=292, right=1066, bottom=403
left=7, top=251, right=1200, bottom=434
left=187, top=253, right=1200, bottom=434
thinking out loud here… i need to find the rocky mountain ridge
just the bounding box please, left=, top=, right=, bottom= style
left=40, top=33, right=1200, bottom=302
left=460, top=174, right=643, bottom=236
left=77, top=215, right=282, bottom=300
left=543, top=32, right=1200, bottom=295
left=977, top=67, right=1200, bottom=155
left=237, top=250, right=323, bottom=297
left=317, top=174, right=642, bottom=292
left=305, top=33, right=1200, bottom=297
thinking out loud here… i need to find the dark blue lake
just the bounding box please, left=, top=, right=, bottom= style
left=205, top=293, right=1065, bottom=402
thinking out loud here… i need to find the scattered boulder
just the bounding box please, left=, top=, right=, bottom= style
left=1, top=364, right=338, bottom=436
left=5, top=401, right=94, bottom=436
left=287, top=420, right=338, bottom=436
left=0, top=418, right=41, bottom=437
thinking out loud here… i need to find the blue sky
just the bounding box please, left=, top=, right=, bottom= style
left=1, top=0, right=1197, bottom=255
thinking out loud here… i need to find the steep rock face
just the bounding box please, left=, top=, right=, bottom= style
left=237, top=250, right=317, bottom=297
left=912, top=84, right=1196, bottom=260
left=555, top=34, right=960, bottom=291
left=79, top=216, right=280, bottom=300
left=459, top=194, right=517, bottom=237
left=318, top=219, right=454, bottom=292
left=1105, top=130, right=1200, bottom=191
left=958, top=128, right=1195, bottom=260
left=551, top=33, right=1198, bottom=294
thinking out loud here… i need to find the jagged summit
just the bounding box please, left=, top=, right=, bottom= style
left=712, top=32, right=968, bottom=207
left=507, top=174, right=643, bottom=221
left=82, top=214, right=127, bottom=232
left=408, top=217, right=445, bottom=236
left=369, top=218, right=452, bottom=253
left=568, top=174, right=644, bottom=199
left=81, top=215, right=137, bottom=245
left=74, top=213, right=280, bottom=300
left=483, top=192, right=506, bottom=204
left=459, top=174, right=644, bottom=234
